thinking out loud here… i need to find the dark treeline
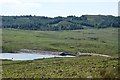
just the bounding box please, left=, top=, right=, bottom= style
left=2, top=15, right=120, bottom=30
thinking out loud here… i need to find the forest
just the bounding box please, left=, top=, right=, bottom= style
left=2, top=15, right=120, bottom=30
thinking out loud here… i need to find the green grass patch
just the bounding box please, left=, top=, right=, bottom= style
left=2, top=28, right=118, bottom=56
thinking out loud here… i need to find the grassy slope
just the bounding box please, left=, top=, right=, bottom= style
left=2, top=28, right=118, bottom=56
left=2, top=56, right=119, bottom=78
left=2, top=28, right=119, bottom=78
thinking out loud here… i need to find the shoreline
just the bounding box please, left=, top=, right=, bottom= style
left=2, top=49, right=112, bottom=58
left=17, top=49, right=112, bottom=58
left=16, top=49, right=64, bottom=55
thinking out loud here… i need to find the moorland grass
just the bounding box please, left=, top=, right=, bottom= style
left=2, top=28, right=119, bottom=78
left=2, top=56, right=119, bottom=78
left=2, top=28, right=118, bottom=56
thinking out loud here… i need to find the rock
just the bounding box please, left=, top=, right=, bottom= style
left=59, top=52, right=75, bottom=56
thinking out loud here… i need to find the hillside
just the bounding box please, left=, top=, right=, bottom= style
left=2, top=28, right=118, bottom=57
left=2, top=15, right=120, bottom=30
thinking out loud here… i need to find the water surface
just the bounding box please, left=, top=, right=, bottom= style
left=1, top=53, right=75, bottom=60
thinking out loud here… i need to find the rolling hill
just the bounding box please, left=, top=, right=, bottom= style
left=1, top=15, right=120, bottom=30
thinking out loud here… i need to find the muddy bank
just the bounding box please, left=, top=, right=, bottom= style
left=16, top=49, right=63, bottom=55
left=16, top=49, right=76, bottom=56
left=16, top=49, right=111, bottom=58
left=77, top=52, right=111, bottom=58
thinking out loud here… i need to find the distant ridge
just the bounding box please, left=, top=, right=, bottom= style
left=2, top=15, right=120, bottom=30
